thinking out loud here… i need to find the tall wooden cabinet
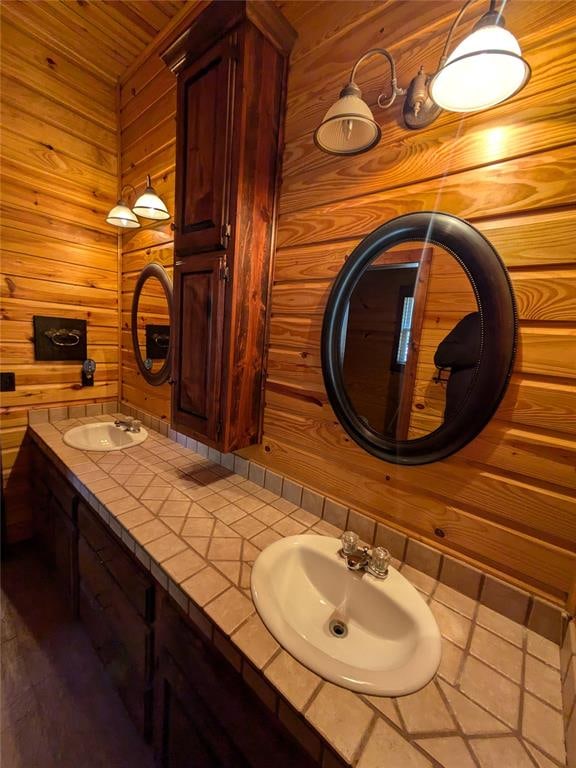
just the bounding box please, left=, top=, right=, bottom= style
left=162, top=1, right=295, bottom=453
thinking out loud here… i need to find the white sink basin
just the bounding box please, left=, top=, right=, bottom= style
left=63, top=422, right=148, bottom=452
left=251, top=535, right=441, bottom=696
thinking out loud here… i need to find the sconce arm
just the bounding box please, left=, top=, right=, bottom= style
left=438, top=0, right=498, bottom=68
left=349, top=48, right=406, bottom=110
left=119, top=183, right=137, bottom=203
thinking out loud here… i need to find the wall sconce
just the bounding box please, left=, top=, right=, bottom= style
left=106, top=175, right=170, bottom=229
left=314, top=0, right=531, bottom=155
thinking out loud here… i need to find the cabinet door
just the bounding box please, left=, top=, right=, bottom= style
left=155, top=595, right=317, bottom=768
left=50, top=496, right=78, bottom=617
left=155, top=650, right=249, bottom=768
left=79, top=536, right=153, bottom=738
left=172, top=255, right=225, bottom=442
left=175, top=35, right=236, bottom=254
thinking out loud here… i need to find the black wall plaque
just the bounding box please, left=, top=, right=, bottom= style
left=33, top=316, right=87, bottom=361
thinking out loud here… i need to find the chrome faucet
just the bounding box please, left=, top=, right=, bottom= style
left=114, top=416, right=142, bottom=433
left=340, top=531, right=391, bottom=579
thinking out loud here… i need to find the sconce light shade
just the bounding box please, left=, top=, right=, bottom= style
left=429, top=24, right=530, bottom=112
left=314, top=85, right=381, bottom=155
left=132, top=175, right=171, bottom=221
left=106, top=201, right=140, bottom=229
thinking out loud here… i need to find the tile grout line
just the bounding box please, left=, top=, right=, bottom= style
left=30, top=413, right=571, bottom=768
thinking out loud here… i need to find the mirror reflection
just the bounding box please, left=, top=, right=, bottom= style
left=341, top=242, right=479, bottom=440
left=131, top=262, right=173, bottom=387
left=135, top=274, right=171, bottom=375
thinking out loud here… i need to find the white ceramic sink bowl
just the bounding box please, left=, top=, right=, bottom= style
left=63, top=422, right=148, bottom=452
left=251, top=535, right=441, bottom=696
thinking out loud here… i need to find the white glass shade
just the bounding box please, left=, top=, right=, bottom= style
left=430, top=25, right=530, bottom=112
left=132, top=186, right=170, bottom=221
left=106, top=202, right=140, bottom=229
left=314, top=93, right=381, bottom=155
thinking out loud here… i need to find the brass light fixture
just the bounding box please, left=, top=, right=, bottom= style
left=106, top=175, right=170, bottom=229
left=314, top=0, right=531, bottom=154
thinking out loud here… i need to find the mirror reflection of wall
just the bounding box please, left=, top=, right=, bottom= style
left=135, top=274, right=171, bottom=375
left=341, top=242, right=479, bottom=441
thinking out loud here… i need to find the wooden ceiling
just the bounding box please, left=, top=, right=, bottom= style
left=0, top=0, right=189, bottom=83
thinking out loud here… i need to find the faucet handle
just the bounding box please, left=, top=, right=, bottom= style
left=341, top=530, right=359, bottom=555
left=367, top=547, right=391, bottom=579
left=132, top=420, right=142, bottom=432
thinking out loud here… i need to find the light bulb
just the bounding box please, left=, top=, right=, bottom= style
left=314, top=91, right=380, bottom=155
left=105, top=202, right=140, bottom=229
left=430, top=24, right=530, bottom=112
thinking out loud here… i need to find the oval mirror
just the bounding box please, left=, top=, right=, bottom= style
left=131, top=263, right=173, bottom=386
left=322, top=212, right=517, bottom=465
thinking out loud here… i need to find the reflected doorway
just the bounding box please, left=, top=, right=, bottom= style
left=341, top=248, right=431, bottom=439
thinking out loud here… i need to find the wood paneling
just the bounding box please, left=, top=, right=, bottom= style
left=0, top=0, right=188, bottom=84
left=0, top=8, right=120, bottom=543
left=0, top=1, right=188, bottom=544
left=119, top=45, right=179, bottom=426
left=23, top=0, right=573, bottom=608
left=239, top=0, right=576, bottom=611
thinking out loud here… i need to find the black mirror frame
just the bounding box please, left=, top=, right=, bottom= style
left=131, top=263, right=173, bottom=387
left=321, top=212, right=517, bottom=465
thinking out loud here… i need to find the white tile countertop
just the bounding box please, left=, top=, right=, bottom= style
left=29, top=414, right=569, bottom=768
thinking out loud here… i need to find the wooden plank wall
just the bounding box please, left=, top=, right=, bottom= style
left=118, top=59, right=177, bottom=424
left=0, top=6, right=119, bottom=542
left=242, top=0, right=576, bottom=611
left=117, top=0, right=576, bottom=609
left=117, top=2, right=211, bottom=422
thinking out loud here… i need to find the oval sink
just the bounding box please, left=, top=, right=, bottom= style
left=63, top=422, right=148, bottom=452
left=251, top=534, right=441, bottom=696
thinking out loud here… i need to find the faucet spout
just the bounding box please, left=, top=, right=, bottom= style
left=344, top=547, right=370, bottom=571
left=339, top=532, right=390, bottom=579
left=114, top=417, right=141, bottom=433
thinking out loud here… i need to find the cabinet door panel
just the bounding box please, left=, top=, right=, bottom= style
left=78, top=501, right=154, bottom=622
left=155, top=651, right=248, bottom=768
left=175, top=35, right=235, bottom=253
left=51, top=497, right=78, bottom=616
left=79, top=582, right=151, bottom=738
left=172, top=255, right=224, bottom=441
left=156, top=595, right=317, bottom=768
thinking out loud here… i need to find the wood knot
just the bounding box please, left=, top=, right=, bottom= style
left=46, top=57, right=56, bottom=68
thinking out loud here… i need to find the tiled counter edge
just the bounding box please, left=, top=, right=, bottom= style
left=27, top=405, right=574, bottom=767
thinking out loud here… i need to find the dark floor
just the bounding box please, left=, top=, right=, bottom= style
left=1, top=544, right=155, bottom=768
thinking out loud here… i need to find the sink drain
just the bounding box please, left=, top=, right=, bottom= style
left=329, top=619, right=348, bottom=639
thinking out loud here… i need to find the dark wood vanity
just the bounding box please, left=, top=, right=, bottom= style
left=162, top=1, right=295, bottom=454
left=30, top=441, right=316, bottom=768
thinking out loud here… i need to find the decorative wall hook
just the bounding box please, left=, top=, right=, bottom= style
left=44, top=328, right=82, bottom=347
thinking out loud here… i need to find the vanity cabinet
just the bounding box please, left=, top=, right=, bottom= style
left=30, top=443, right=319, bottom=766
left=77, top=501, right=155, bottom=739
left=154, top=592, right=316, bottom=768
left=31, top=451, right=78, bottom=616
left=163, top=0, right=295, bottom=453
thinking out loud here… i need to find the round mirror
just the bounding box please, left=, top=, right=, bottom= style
left=322, top=212, right=517, bottom=465
left=131, top=263, right=173, bottom=386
